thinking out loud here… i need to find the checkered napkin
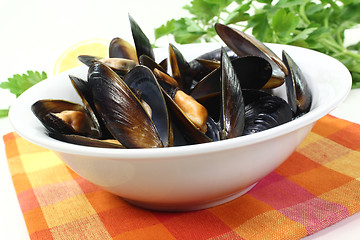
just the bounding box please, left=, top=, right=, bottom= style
left=4, top=114, right=360, bottom=240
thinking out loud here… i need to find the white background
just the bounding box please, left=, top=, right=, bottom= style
left=0, top=0, right=360, bottom=239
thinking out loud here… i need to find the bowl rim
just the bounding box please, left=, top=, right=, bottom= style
left=9, top=43, right=352, bottom=159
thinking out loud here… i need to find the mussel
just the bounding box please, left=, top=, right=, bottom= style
left=31, top=99, right=101, bottom=138
left=243, top=93, right=293, bottom=135
left=109, top=37, right=138, bottom=62
left=282, top=50, right=312, bottom=117
left=214, top=23, right=288, bottom=89
left=32, top=18, right=313, bottom=149
left=78, top=55, right=138, bottom=77
left=88, top=62, right=171, bottom=148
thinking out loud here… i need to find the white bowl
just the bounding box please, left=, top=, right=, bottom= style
left=9, top=43, right=351, bottom=211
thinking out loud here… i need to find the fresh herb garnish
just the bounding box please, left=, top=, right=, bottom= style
left=0, top=70, right=47, bottom=117
left=154, top=0, right=360, bottom=88
left=0, top=109, right=9, bottom=118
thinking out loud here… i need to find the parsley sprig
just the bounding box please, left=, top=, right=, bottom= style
left=0, top=71, right=47, bottom=117
left=154, top=0, right=360, bottom=88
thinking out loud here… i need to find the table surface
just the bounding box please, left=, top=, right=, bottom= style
left=1, top=1, right=360, bottom=239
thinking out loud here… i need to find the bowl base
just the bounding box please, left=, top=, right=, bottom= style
left=123, top=182, right=258, bottom=212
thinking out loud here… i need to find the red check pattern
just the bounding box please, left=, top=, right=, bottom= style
left=4, top=114, right=360, bottom=240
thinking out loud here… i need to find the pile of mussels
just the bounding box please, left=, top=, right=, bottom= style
left=31, top=15, right=312, bottom=149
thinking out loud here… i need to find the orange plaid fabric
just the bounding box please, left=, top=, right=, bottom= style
left=4, top=114, right=360, bottom=240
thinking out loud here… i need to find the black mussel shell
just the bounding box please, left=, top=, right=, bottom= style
left=77, top=56, right=136, bottom=78
left=31, top=99, right=101, bottom=138
left=215, top=23, right=288, bottom=88
left=282, top=50, right=312, bottom=117
left=194, top=46, right=238, bottom=62
left=190, top=56, right=272, bottom=122
left=129, top=14, right=155, bottom=61
left=139, top=54, right=167, bottom=74
left=243, top=95, right=292, bottom=135
left=88, top=61, right=163, bottom=148
left=169, top=43, right=194, bottom=94
left=49, top=132, right=124, bottom=148
left=242, top=89, right=272, bottom=106
left=219, top=47, right=245, bottom=140
left=124, top=65, right=172, bottom=147
left=69, top=75, right=113, bottom=139
left=77, top=55, right=99, bottom=67
left=109, top=37, right=138, bottom=62
left=191, top=56, right=272, bottom=99
left=187, top=46, right=237, bottom=83
left=163, top=96, right=214, bottom=145
left=158, top=58, right=168, bottom=72
left=158, top=79, right=213, bottom=145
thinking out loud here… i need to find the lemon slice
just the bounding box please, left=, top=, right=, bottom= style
left=53, top=38, right=109, bottom=75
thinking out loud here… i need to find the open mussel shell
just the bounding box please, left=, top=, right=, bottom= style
left=77, top=56, right=137, bottom=78
left=138, top=55, right=180, bottom=91
left=69, top=75, right=114, bottom=139
left=168, top=43, right=194, bottom=93
left=219, top=47, right=245, bottom=140
left=191, top=55, right=272, bottom=98
left=190, top=47, right=238, bottom=74
left=190, top=55, right=272, bottom=122
left=129, top=14, right=155, bottom=61
left=109, top=37, right=138, bottom=62
left=139, top=54, right=181, bottom=92
left=69, top=75, right=98, bottom=128
left=49, top=132, right=124, bottom=148
left=69, top=75, right=92, bottom=103
left=77, top=55, right=100, bottom=67
left=215, top=23, right=288, bottom=88
left=124, top=65, right=172, bottom=147
left=187, top=46, right=238, bottom=83
left=160, top=83, right=214, bottom=145
left=194, top=59, right=220, bottom=71
left=282, top=50, right=312, bottom=117
left=187, top=59, right=213, bottom=84
left=88, top=61, right=164, bottom=148
left=31, top=99, right=101, bottom=138
left=139, top=54, right=167, bottom=74
left=139, top=54, right=168, bottom=74
left=243, top=95, right=293, bottom=135
left=158, top=47, right=247, bottom=143
left=158, top=58, right=168, bottom=72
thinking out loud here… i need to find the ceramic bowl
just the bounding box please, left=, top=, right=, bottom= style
left=9, top=43, right=351, bottom=211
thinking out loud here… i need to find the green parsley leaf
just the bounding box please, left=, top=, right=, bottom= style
left=0, top=109, right=9, bottom=118
left=154, top=0, right=360, bottom=88
left=247, top=13, right=273, bottom=42
left=223, top=3, right=251, bottom=25
left=275, top=0, right=304, bottom=8
left=0, top=70, right=47, bottom=97
left=0, top=70, right=47, bottom=117
left=272, top=9, right=300, bottom=43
